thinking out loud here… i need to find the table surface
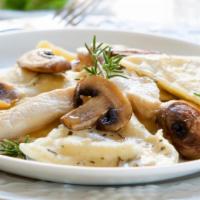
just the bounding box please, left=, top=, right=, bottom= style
left=1, top=0, right=200, bottom=199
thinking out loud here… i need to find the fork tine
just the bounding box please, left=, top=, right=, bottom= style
left=53, top=0, right=79, bottom=22
left=53, top=0, right=77, bottom=18
left=64, top=0, right=98, bottom=25
left=62, top=0, right=93, bottom=24
left=60, top=0, right=90, bottom=23
left=69, top=0, right=100, bottom=26
left=53, top=0, right=100, bottom=26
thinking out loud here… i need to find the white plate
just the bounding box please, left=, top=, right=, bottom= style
left=0, top=28, right=200, bottom=185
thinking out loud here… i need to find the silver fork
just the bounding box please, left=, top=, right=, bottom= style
left=53, top=0, right=100, bottom=26
left=0, top=0, right=100, bottom=33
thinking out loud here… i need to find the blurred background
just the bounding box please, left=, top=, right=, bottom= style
left=0, top=0, right=200, bottom=43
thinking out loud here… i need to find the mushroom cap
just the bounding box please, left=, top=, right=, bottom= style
left=61, top=76, right=132, bottom=131
left=17, top=48, right=71, bottom=73
left=157, top=100, right=200, bottom=159
left=0, top=82, right=19, bottom=109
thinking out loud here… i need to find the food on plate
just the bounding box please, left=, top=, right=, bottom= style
left=72, top=47, right=93, bottom=71
left=0, top=88, right=74, bottom=139
left=159, top=88, right=177, bottom=102
left=121, top=54, right=200, bottom=106
left=37, top=40, right=76, bottom=61
left=20, top=115, right=178, bottom=167
left=111, top=46, right=159, bottom=56
left=0, top=67, right=77, bottom=97
left=111, top=74, right=161, bottom=119
left=0, top=35, right=199, bottom=168
left=18, top=48, right=71, bottom=73
left=157, top=100, right=200, bottom=159
left=62, top=75, right=132, bottom=131
left=0, top=82, right=19, bottom=108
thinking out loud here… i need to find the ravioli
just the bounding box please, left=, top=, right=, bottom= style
left=111, top=73, right=161, bottom=119
left=121, top=54, right=200, bottom=106
left=0, top=67, right=79, bottom=98
left=20, top=115, right=178, bottom=167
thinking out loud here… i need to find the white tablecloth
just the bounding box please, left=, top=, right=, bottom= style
left=1, top=171, right=200, bottom=200
left=1, top=0, right=200, bottom=199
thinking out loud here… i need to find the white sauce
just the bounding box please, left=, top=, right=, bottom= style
left=20, top=115, right=179, bottom=167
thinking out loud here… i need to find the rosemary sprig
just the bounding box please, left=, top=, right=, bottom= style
left=84, top=36, right=127, bottom=79
left=0, top=136, right=29, bottom=159
left=103, top=48, right=127, bottom=79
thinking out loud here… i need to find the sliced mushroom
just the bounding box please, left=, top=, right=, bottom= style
left=156, top=100, right=200, bottom=159
left=0, top=88, right=74, bottom=139
left=77, top=47, right=93, bottom=66
left=71, top=47, right=93, bottom=72
left=0, top=82, right=19, bottom=109
left=111, top=46, right=159, bottom=57
left=17, top=48, right=71, bottom=73
left=61, top=76, right=132, bottom=131
left=72, top=47, right=105, bottom=71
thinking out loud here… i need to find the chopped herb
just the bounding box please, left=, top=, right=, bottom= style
left=0, top=136, right=29, bottom=159
left=47, top=149, right=57, bottom=155
left=194, top=93, right=200, bottom=97
left=160, top=146, right=166, bottom=151
left=84, top=36, right=127, bottom=79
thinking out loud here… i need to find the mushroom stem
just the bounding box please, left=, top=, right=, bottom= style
left=61, top=96, right=110, bottom=130
left=61, top=76, right=132, bottom=131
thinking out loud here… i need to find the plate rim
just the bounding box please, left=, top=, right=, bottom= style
left=0, top=27, right=200, bottom=49
left=0, top=154, right=199, bottom=172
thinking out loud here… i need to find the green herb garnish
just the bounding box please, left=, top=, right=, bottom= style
left=102, top=48, right=127, bottom=79
left=84, top=36, right=127, bottom=79
left=0, top=136, right=29, bottom=159
left=194, top=93, right=200, bottom=97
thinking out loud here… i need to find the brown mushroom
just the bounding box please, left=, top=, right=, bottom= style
left=0, top=82, right=19, bottom=109
left=77, top=47, right=93, bottom=66
left=71, top=47, right=93, bottom=72
left=156, top=100, right=200, bottom=159
left=17, top=48, right=71, bottom=73
left=72, top=47, right=105, bottom=71
left=111, top=46, right=159, bottom=57
left=61, top=76, right=132, bottom=131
